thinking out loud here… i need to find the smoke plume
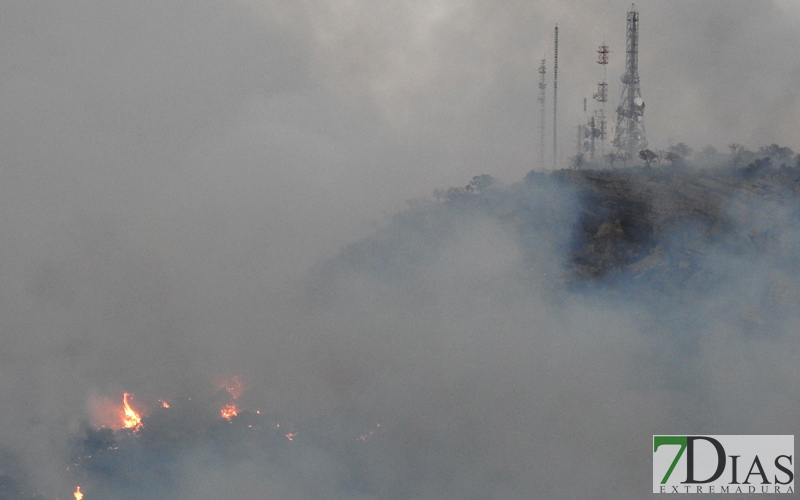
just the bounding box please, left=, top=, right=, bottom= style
left=0, top=1, right=798, bottom=499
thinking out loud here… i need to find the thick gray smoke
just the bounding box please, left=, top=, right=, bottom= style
left=0, top=1, right=798, bottom=499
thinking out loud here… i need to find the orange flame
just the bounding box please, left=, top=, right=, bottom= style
left=218, top=376, right=244, bottom=420
left=160, top=400, right=170, bottom=408
left=221, top=402, right=238, bottom=420
left=74, top=486, right=83, bottom=500
left=122, top=393, right=142, bottom=431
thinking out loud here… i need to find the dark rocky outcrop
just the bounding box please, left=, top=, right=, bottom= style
left=556, top=165, right=800, bottom=294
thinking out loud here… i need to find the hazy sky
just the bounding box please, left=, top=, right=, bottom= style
left=0, top=1, right=799, bottom=497
left=2, top=0, right=798, bottom=204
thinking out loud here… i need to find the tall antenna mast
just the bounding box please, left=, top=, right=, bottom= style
left=553, top=25, right=559, bottom=170
left=537, top=59, right=547, bottom=169
left=594, top=39, right=609, bottom=159
left=613, top=4, right=647, bottom=157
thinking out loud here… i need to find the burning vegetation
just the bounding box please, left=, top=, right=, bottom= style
left=121, top=394, right=142, bottom=432
left=65, top=381, right=388, bottom=499
left=218, top=376, right=243, bottom=421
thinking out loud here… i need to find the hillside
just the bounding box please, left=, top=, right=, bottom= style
left=315, top=160, right=800, bottom=310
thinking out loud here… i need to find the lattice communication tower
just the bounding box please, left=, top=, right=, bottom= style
left=612, top=4, right=647, bottom=156
left=592, top=41, right=609, bottom=158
